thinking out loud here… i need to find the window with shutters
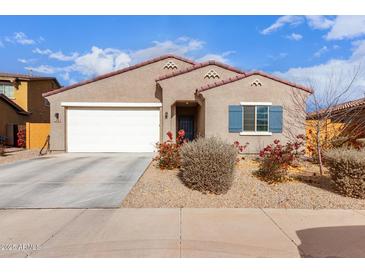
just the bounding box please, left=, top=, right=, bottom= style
left=229, top=103, right=282, bottom=135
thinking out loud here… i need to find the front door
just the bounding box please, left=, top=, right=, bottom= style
left=178, top=115, right=195, bottom=141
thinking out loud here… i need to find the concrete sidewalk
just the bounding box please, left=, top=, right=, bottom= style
left=1, top=208, right=365, bottom=258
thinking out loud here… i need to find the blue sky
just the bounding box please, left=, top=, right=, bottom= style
left=1, top=16, right=365, bottom=99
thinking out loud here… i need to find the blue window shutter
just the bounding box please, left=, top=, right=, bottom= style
left=228, top=105, right=242, bottom=133
left=269, top=106, right=283, bottom=133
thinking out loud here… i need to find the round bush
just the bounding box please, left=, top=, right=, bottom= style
left=179, top=137, right=237, bottom=194
left=325, top=148, right=365, bottom=199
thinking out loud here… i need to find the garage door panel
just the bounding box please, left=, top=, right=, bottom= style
left=67, top=108, right=160, bottom=152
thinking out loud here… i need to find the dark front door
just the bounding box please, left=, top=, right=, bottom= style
left=178, top=115, right=195, bottom=140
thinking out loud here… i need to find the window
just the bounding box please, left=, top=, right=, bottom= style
left=243, top=106, right=255, bottom=131
left=243, top=105, right=269, bottom=132
left=256, top=106, right=269, bottom=131
left=0, top=82, right=15, bottom=98
left=242, top=104, right=270, bottom=133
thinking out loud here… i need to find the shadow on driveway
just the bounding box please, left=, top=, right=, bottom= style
left=296, top=225, right=365, bottom=257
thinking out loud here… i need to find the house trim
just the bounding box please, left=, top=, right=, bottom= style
left=60, top=102, right=162, bottom=108
left=240, top=131, right=272, bottom=136
left=240, top=102, right=272, bottom=106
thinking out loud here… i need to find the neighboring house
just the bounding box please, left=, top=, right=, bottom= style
left=306, top=97, right=365, bottom=152
left=44, top=55, right=311, bottom=153
left=0, top=73, right=60, bottom=146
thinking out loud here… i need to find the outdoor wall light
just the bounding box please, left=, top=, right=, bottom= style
left=165, top=112, right=168, bottom=119
left=54, top=112, right=60, bottom=122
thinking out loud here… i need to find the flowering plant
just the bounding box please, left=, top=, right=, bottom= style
left=233, top=141, right=249, bottom=153
left=17, top=128, right=26, bottom=148
left=257, top=135, right=305, bottom=182
left=155, top=130, right=186, bottom=169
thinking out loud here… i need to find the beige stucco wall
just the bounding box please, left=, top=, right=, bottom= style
left=47, top=58, right=193, bottom=151
left=202, top=75, right=309, bottom=153
left=157, top=65, right=241, bottom=140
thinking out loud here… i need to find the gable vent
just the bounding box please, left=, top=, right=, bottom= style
left=251, top=79, right=263, bottom=87
left=204, top=69, right=220, bottom=79
left=163, top=60, right=178, bottom=69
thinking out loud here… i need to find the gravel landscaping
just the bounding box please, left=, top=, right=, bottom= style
left=122, top=159, right=365, bottom=209
left=0, top=148, right=41, bottom=165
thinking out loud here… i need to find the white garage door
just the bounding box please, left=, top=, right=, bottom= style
left=66, top=107, right=160, bottom=152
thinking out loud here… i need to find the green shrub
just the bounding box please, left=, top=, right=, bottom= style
left=179, top=137, right=237, bottom=194
left=325, top=148, right=365, bottom=199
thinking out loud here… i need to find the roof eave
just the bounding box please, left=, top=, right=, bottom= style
left=156, top=60, right=246, bottom=82
left=196, top=71, right=312, bottom=94
left=43, top=54, right=196, bottom=97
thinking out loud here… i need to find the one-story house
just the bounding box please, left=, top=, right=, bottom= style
left=43, top=55, right=311, bottom=153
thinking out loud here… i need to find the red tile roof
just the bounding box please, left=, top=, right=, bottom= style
left=156, top=60, right=245, bottom=81
left=195, top=71, right=312, bottom=94
left=0, top=94, right=30, bottom=115
left=307, top=97, right=365, bottom=119
left=43, top=54, right=197, bottom=97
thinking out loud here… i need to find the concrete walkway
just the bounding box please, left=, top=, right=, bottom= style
left=1, top=208, right=365, bottom=258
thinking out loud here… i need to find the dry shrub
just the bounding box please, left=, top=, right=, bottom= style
left=180, top=137, right=237, bottom=194
left=325, top=148, right=365, bottom=199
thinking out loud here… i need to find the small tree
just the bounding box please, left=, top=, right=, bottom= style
left=287, top=64, right=364, bottom=175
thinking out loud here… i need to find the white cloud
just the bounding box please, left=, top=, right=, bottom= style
left=33, top=48, right=52, bottom=55
left=73, top=46, right=131, bottom=77
left=24, top=37, right=237, bottom=84
left=37, top=36, right=45, bottom=43
left=131, top=37, right=204, bottom=63
left=268, top=52, right=288, bottom=61
left=33, top=48, right=79, bottom=61
left=314, top=46, right=329, bottom=58
left=262, top=16, right=365, bottom=42
left=17, top=58, right=36, bottom=64
left=50, top=51, right=79, bottom=61
left=275, top=40, right=365, bottom=101
left=6, top=32, right=36, bottom=45
left=261, top=16, right=304, bottom=35
left=286, top=33, right=303, bottom=41
left=306, top=16, right=334, bottom=30
left=196, top=51, right=235, bottom=63
left=351, top=39, right=365, bottom=60
left=25, top=64, right=60, bottom=74
left=325, top=16, right=365, bottom=40
left=0, top=40, right=3, bottom=47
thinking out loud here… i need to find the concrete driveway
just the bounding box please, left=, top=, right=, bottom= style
left=0, top=153, right=152, bottom=208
